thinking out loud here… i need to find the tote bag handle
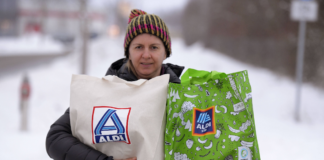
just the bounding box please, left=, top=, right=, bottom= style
left=181, top=68, right=226, bottom=85
left=102, top=76, right=147, bottom=86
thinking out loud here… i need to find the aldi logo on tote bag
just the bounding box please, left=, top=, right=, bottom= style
left=192, top=106, right=216, bottom=136
left=91, top=106, right=131, bottom=144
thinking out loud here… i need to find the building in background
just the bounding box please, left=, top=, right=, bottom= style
left=1, top=0, right=107, bottom=43
left=0, top=0, right=19, bottom=37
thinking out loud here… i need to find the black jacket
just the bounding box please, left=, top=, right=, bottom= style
left=46, top=58, right=184, bottom=160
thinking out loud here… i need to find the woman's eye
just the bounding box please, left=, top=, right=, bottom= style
left=152, top=46, right=158, bottom=50
left=135, top=46, right=142, bottom=49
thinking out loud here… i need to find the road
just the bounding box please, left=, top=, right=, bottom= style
left=0, top=50, right=71, bottom=78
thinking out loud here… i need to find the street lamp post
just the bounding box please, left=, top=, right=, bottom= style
left=80, top=0, right=88, bottom=74
left=290, top=0, right=318, bottom=121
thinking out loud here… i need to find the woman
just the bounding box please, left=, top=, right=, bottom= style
left=46, top=9, right=184, bottom=160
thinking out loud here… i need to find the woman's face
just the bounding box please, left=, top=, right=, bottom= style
left=129, top=33, right=167, bottom=79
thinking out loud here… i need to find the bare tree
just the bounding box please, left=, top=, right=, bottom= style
left=182, top=0, right=324, bottom=88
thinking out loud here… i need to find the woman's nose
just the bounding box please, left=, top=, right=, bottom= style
left=142, top=48, right=151, bottom=58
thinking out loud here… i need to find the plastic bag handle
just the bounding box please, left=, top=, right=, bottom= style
left=181, top=68, right=226, bottom=85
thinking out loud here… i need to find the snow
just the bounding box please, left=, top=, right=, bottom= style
left=0, top=33, right=66, bottom=56
left=129, top=0, right=189, bottom=13
left=0, top=36, right=324, bottom=160
left=90, top=0, right=189, bottom=13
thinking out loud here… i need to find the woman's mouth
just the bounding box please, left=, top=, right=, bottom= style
left=140, top=63, right=153, bottom=67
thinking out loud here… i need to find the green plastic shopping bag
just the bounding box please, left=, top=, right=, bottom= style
left=165, top=68, right=261, bottom=160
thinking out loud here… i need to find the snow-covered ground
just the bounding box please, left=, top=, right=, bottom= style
left=0, top=33, right=66, bottom=56
left=0, top=36, right=323, bottom=160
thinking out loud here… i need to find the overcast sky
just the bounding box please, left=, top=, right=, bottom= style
left=90, top=0, right=189, bottom=13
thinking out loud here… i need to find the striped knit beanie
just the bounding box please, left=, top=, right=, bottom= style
left=124, top=9, right=171, bottom=58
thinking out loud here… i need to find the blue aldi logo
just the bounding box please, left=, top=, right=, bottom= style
left=92, top=106, right=131, bottom=144
left=192, top=106, right=216, bottom=136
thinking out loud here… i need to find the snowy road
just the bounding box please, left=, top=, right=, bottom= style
left=0, top=33, right=72, bottom=77
left=0, top=36, right=323, bottom=160
left=0, top=53, right=70, bottom=77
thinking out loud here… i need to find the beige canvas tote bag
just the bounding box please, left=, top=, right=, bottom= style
left=70, top=74, right=170, bottom=160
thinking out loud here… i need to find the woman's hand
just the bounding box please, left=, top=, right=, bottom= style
left=115, top=158, right=136, bottom=160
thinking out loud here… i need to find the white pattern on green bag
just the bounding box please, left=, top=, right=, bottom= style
left=165, top=69, right=260, bottom=160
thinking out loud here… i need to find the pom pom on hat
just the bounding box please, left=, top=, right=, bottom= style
left=128, top=9, right=147, bottom=24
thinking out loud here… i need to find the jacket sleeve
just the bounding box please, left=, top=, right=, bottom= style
left=46, top=108, right=113, bottom=160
